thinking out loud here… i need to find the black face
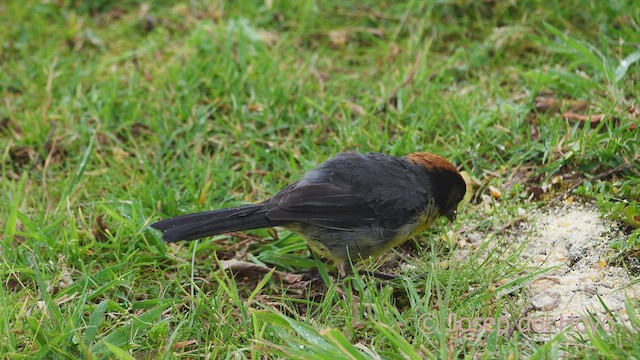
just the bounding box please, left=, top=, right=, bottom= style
left=432, top=170, right=466, bottom=222
left=443, top=184, right=466, bottom=222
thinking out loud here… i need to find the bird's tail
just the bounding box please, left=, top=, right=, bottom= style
left=150, top=204, right=277, bottom=243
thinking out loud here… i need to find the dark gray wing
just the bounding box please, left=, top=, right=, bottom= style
left=265, top=152, right=433, bottom=229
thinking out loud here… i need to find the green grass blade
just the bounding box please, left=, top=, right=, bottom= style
left=91, top=302, right=169, bottom=357
left=321, top=328, right=371, bottom=360
left=84, top=299, right=109, bottom=347
left=615, top=50, right=640, bottom=83
left=103, top=341, right=136, bottom=360
left=373, top=322, right=422, bottom=360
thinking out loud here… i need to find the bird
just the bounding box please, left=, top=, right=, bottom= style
left=151, top=152, right=466, bottom=276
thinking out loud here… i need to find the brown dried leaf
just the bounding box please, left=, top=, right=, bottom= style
left=562, top=111, right=605, bottom=125
left=55, top=293, right=77, bottom=306
left=131, top=122, right=153, bottom=137
left=6, top=275, right=23, bottom=292
left=346, top=102, right=366, bottom=116
left=534, top=96, right=561, bottom=113
left=93, top=214, right=112, bottom=241
left=247, top=103, right=264, bottom=112
left=219, top=259, right=304, bottom=284
left=174, top=340, right=198, bottom=350
left=1, top=117, right=22, bottom=138
left=9, top=145, right=36, bottom=168
left=628, top=106, right=639, bottom=130
left=258, top=30, right=279, bottom=46
left=328, top=30, right=348, bottom=47
left=58, top=266, right=74, bottom=290
left=533, top=95, right=588, bottom=114
left=103, top=7, right=126, bottom=21
left=528, top=185, right=545, bottom=200
left=562, top=111, right=603, bottom=122
left=565, top=99, right=589, bottom=112
left=359, top=27, right=384, bottom=38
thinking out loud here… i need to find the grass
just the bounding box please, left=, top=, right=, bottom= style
left=1, top=0, right=639, bottom=358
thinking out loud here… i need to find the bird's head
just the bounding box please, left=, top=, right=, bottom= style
left=406, top=152, right=466, bottom=222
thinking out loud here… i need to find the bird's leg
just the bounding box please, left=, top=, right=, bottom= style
left=337, top=262, right=350, bottom=279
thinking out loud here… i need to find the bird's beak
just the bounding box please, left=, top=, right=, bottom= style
left=445, top=209, right=457, bottom=222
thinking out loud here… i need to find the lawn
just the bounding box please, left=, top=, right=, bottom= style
left=1, top=0, right=640, bottom=358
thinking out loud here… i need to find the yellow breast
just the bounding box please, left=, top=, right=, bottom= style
left=369, top=209, right=439, bottom=258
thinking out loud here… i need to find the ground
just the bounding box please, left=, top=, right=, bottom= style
left=458, top=202, right=640, bottom=337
